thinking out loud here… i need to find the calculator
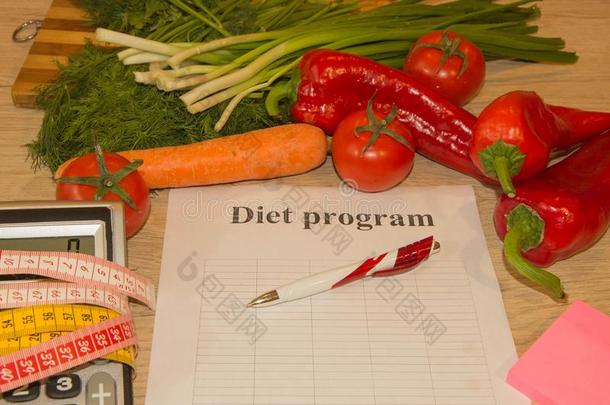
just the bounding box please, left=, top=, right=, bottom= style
left=0, top=201, right=134, bottom=405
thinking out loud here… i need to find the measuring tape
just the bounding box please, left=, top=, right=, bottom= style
left=0, top=281, right=129, bottom=314
left=0, top=305, right=134, bottom=366
left=0, top=304, right=121, bottom=340
left=0, top=250, right=155, bottom=392
left=0, top=331, right=135, bottom=367
left=0, top=315, right=136, bottom=392
left=0, top=250, right=155, bottom=310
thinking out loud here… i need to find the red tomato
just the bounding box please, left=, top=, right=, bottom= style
left=331, top=108, right=415, bottom=193
left=404, top=30, right=485, bottom=106
left=57, top=150, right=151, bottom=238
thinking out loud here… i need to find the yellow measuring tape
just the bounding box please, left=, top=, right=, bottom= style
left=0, top=304, right=135, bottom=367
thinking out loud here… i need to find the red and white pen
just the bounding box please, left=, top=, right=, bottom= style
left=247, top=236, right=440, bottom=307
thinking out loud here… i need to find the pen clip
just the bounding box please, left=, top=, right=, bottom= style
left=371, top=236, right=436, bottom=278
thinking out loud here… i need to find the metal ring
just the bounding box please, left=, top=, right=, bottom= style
left=12, top=19, right=43, bottom=43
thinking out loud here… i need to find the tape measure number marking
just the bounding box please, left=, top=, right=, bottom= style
left=0, top=250, right=155, bottom=309
left=0, top=314, right=136, bottom=392
left=0, top=304, right=120, bottom=340
left=0, top=281, right=129, bottom=314
left=0, top=331, right=135, bottom=367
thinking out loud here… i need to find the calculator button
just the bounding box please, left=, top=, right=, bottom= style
left=2, top=382, right=40, bottom=402
left=86, top=372, right=116, bottom=405
left=46, top=374, right=81, bottom=399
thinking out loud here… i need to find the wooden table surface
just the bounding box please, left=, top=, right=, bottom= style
left=1, top=1, right=610, bottom=404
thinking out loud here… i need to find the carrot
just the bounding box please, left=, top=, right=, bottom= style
left=55, top=124, right=328, bottom=189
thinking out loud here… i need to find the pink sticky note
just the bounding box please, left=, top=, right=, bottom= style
left=507, top=300, right=610, bottom=405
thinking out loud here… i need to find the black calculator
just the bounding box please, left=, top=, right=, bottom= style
left=1, top=360, right=133, bottom=405
left=0, top=201, right=135, bottom=405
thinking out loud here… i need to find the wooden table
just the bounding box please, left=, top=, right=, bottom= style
left=1, top=1, right=609, bottom=403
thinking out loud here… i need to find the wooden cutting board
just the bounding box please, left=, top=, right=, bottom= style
left=10, top=0, right=98, bottom=108
left=10, top=0, right=390, bottom=109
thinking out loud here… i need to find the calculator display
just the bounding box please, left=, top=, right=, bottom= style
left=0, top=236, right=95, bottom=254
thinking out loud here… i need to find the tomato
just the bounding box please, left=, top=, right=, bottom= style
left=56, top=147, right=151, bottom=238
left=331, top=103, right=415, bottom=193
left=403, top=30, right=485, bottom=106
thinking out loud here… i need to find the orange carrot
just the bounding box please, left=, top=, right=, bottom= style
left=55, top=124, right=327, bottom=189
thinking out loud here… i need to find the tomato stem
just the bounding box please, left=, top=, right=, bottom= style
left=354, top=93, right=415, bottom=155
left=412, top=30, right=469, bottom=78
left=57, top=146, right=144, bottom=211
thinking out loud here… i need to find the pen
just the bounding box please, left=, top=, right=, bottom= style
left=248, top=236, right=440, bottom=307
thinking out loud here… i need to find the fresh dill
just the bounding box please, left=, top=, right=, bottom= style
left=29, top=0, right=304, bottom=172
left=29, top=43, right=287, bottom=172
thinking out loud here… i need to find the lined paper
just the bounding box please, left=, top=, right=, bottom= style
left=192, top=259, right=495, bottom=405
left=146, top=185, right=528, bottom=405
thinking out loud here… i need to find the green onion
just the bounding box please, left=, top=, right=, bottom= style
left=97, top=0, right=577, bottom=129
left=31, top=0, right=578, bottom=172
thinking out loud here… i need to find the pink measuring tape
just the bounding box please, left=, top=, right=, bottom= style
left=0, top=250, right=155, bottom=309
left=0, top=250, right=155, bottom=393
left=0, top=281, right=130, bottom=314
left=0, top=315, right=136, bottom=392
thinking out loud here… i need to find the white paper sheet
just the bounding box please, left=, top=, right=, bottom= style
left=146, top=184, right=528, bottom=405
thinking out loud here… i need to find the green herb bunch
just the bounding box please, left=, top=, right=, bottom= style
left=31, top=0, right=321, bottom=172
left=29, top=0, right=577, bottom=172
left=30, top=43, right=286, bottom=171
left=78, top=0, right=185, bottom=36
left=96, top=0, right=577, bottom=131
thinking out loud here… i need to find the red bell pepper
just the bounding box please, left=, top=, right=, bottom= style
left=494, top=130, right=610, bottom=298
left=470, top=91, right=610, bottom=196
left=265, top=49, right=486, bottom=180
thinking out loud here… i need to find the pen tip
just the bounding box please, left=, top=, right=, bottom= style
left=247, top=289, right=279, bottom=307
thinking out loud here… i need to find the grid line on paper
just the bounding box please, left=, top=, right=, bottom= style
left=309, top=261, right=317, bottom=405
left=413, top=268, right=438, bottom=405
left=361, top=280, right=378, bottom=405
left=422, top=263, right=496, bottom=403
left=415, top=263, right=497, bottom=403
left=192, top=259, right=206, bottom=405
left=192, top=258, right=503, bottom=405
left=463, top=272, right=497, bottom=405
left=252, top=257, right=258, bottom=405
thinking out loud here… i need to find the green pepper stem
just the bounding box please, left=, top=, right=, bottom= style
left=493, top=157, right=517, bottom=197
left=265, top=79, right=293, bottom=116
left=478, top=140, right=525, bottom=197
left=503, top=225, right=565, bottom=299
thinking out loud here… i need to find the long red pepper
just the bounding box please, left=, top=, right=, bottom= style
left=470, top=91, right=610, bottom=196
left=494, top=130, right=610, bottom=298
left=265, top=49, right=486, bottom=180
